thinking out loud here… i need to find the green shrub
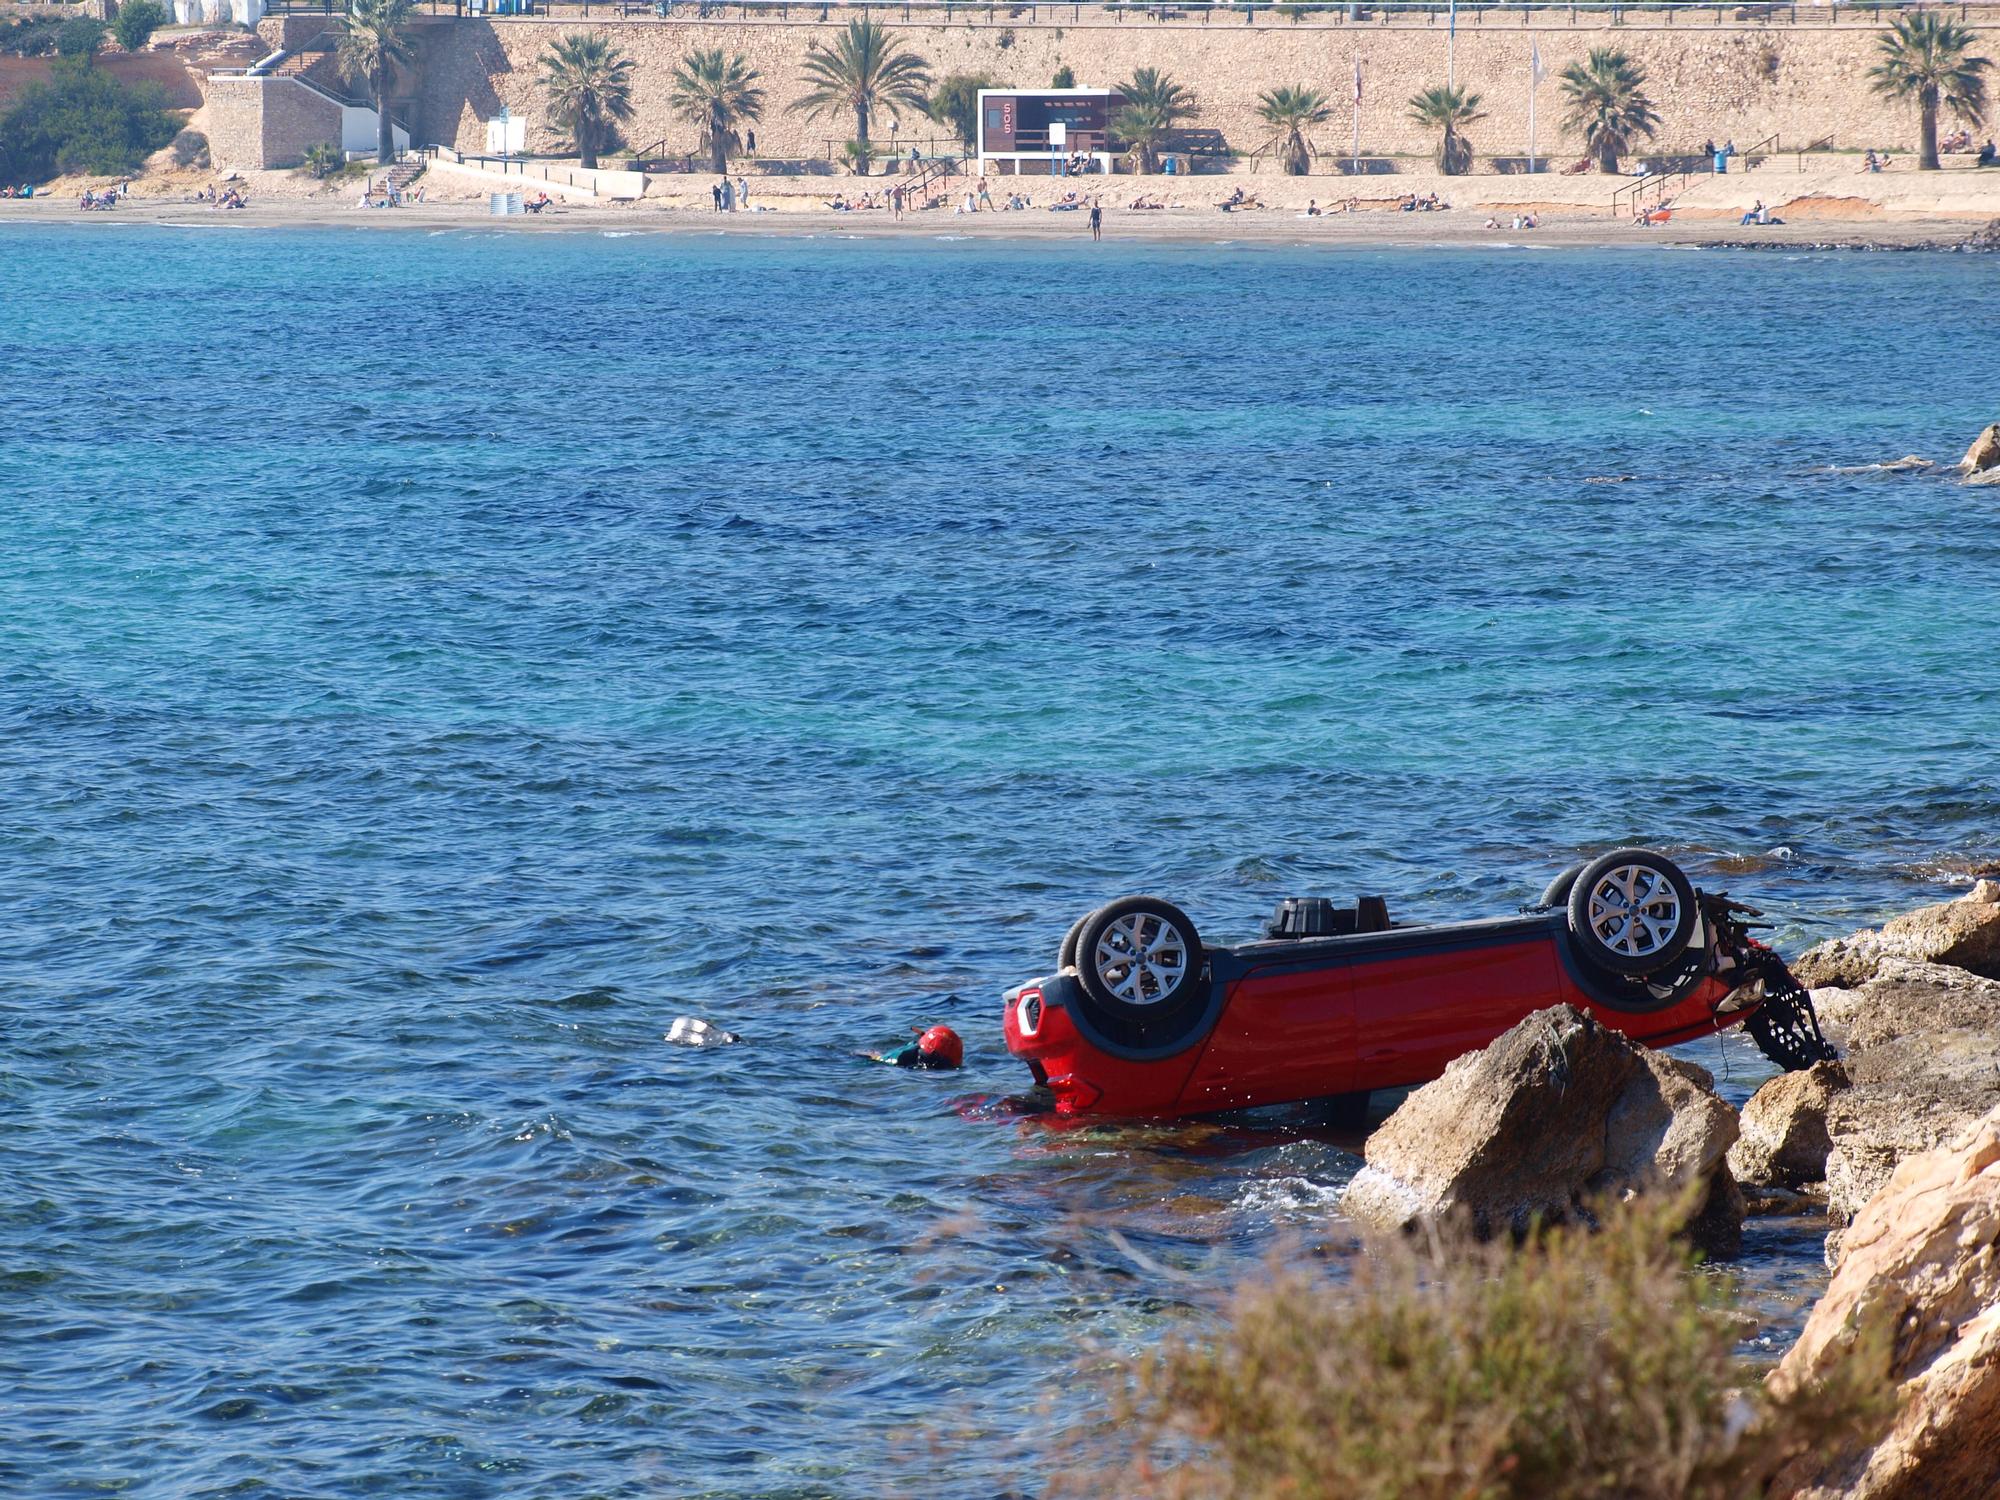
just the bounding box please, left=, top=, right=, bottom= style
left=170, top=128, right=208, bottom=168
left=1, top=16, right=68, bottom=57
left=111, top=0, right=168, bottom=53
left=300, top=141, right=342, bottom=179
left=1051, top=63, right=1075, bottom=89
left=1067, top=1195, right=1896, bottom=1500
left=0, top=58, right=181, bottom=182
left=926, top=72, right=1002, bottom=151
left=56, top=17, right=107, bottom=58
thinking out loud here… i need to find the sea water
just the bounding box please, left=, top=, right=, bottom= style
left=3, top=225, right=1998, bottom=1498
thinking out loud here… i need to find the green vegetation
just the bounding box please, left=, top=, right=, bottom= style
left=170, top=128, right=208, bottom=169
left=1074, top=1196, right=1895, bottom=1500
left=0, top=15, right=68, bottom=57
left=110, top=0, right=168, bottom=55
left=1407, top=82, right=1485, bottom=175
left=669, top=48, right=764, bottom=175
left=0, top=57, right=180, bottom=182
left=789, top=20, right=931, bottom=176
left=926, top=72, right=1002, bottom=151
left=1256, top=83, right=1331, bottom=176
left=300, top=141, right=343, bottom=179
left=336, top=0, right=415, bottom=165
left=1869, top=12, right=1990, bottom=170
left=1112, top=67, right=1195, bottom=173
left=539, top=33, right=636, bottom=171
left=1051, top=63, right=1075, bottom=89
left=1559, top=47, right=1659, bottom=174
left=57, top=17, right=107, bottom=59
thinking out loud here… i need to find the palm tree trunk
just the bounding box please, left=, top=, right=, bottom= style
left=711, top=103, right=728, bottom=174
left=1920, top=92, right=1940, bottom=170
left=855, top=98, right=870, bottom=176
left=1597, top=140, right=1620, bottom=174
left=375, top=64, right=392, bottom=165
left=580, top=104, right=597, bottom=170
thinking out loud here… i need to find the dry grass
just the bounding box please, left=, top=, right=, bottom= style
left=1060, top=1195, right=1893, bottom=1500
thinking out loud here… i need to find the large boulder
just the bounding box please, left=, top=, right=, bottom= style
left=1771, top=1106, right=2000, bottom=1500
left=1792, top=880, right=2000, bottom=989
left=1340, top=1004, right=1743, bottom=1257
left=1729, top=1060, right=1850, bottom=1189
left=1815, top=958, right=2000, bottom=1240
left=1960, top=422, right=2000, bottom=476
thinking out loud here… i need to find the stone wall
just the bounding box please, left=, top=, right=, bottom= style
left=206, top=74, right=345, bottom=170
left=407, top=13, right=1990, bottom=167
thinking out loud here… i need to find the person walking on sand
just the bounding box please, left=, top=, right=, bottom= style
left=978, top=175, right=993, bottom=212
left=890, top=184, right=903, bottom=219
left=711, top=180, right=722, bottom=212
left=737, top=175, right=749, bottom=210
left=1089, top=197, right=1102, bottom=240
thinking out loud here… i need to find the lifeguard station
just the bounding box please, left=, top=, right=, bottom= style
left=975, top=88, right=1127, bottom=176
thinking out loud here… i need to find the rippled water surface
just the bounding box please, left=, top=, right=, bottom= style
left=4, top=224, right=1999, bottom=1498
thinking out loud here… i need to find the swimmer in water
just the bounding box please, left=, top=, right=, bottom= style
left=869, top=1024, right=964, bottom=1071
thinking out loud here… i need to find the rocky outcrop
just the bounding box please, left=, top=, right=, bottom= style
left=1771, top=1106, right=2000, bottom=1500
left=1729, top=1060, right=1850, bottom=1188
left=1814, top=959, right=2000, bottom=1241
left=1792, top=880, right=2000, bottom=988
left=1340, top=1004, right=1743, bottom=1257
left=1960, top=422, right=2000, bottom=476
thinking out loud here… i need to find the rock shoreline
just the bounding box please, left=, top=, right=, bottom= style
left=1335, top=880, right=2000, bottom=1497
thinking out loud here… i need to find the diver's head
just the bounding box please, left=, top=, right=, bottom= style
left=913, top=1024, right=963, bottom=1070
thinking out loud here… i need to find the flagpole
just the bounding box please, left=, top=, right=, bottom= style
left=1528, top=41, right=1537, bottom=174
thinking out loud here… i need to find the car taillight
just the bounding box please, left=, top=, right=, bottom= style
left=1016, top=987, right=1043, bottom=1038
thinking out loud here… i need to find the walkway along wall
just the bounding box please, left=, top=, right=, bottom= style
left=408, top=13, right=1991, bottom=168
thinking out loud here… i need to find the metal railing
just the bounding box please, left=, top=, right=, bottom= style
left=258, top=0, right=1999, bottom=26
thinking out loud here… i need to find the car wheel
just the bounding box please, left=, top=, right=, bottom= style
left=1566, top=849, right=1698, bottom=978
left=1539, top=861, right=1586, bottom=910
left=1058, top=909, right=1096, bottom=971
left=1074, top=896, right=1204, bottom=1020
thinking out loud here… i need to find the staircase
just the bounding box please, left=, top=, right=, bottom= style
left=384, top=159, right=426, bottom=192
left=900, top=153, right=962, bottom=208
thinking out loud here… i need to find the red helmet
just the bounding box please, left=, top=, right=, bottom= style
left=915, top=1024, right=964, bottom=1069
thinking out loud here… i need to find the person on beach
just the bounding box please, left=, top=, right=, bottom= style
left=737, top=176, right=749, bottom=210
left=1740, top=198, right=1767, bottom=226
left=1980, top=140, right=1998, bottom=168
left=711, top=181, right=722, bottom=211
left=1305, top=199, right=1321, bottom=217
left=978, top=176, right=993, bottom=211
left=1089, top=197, right=1102, bottom=240
left=868, top=1025, right=964, bottom=1071
left=746, top=128, right=756, bottom=154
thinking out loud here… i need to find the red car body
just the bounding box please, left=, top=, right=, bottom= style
left=1003, top=879, right=1808, bottom=1119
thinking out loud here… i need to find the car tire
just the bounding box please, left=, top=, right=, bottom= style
left=1539, top=861, right=1587, bottom=910
left=1058, top=909, right=1096, bottom=971
left=1073, top=896, right=1204, bottom=1021
left=1566, top=849, right=1698, bottom=978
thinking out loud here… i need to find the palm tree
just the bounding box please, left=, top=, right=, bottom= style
left=539, top=33, right=636, bottom=171
left=1406, top=83, right=1485, bottom=175
left=670, top=48, right=764, bottom=175
left=336, top=0, right=415, bottom=165
left=789, top=20, right=931, bottom=176
left=1558, top=47, right=1659, bottom=174
left=1112, top=66, right=1196, bottom=173
left=1256, top=84, right=1332, bottom=176
left=1869, top=12, right=1990, bottom=170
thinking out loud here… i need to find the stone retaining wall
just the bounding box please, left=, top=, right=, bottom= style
left=406, top=14, right=1988, bottom=167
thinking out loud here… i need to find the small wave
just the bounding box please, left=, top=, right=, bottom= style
left=601, top=231, right=635, bottom=239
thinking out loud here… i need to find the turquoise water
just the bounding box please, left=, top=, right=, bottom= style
left=4, top=223, right=1999, bottom=1498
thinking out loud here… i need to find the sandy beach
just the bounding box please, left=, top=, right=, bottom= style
left=7, top=186, right=1990, bottom=252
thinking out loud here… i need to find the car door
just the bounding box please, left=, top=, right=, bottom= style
left=1176, top=956, right=1357, bottom=1113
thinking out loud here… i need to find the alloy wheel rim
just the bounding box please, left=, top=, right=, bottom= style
left=1092, top=913, right=1189, bottom=1005
left=1585, top=864, right=1683, bottom=959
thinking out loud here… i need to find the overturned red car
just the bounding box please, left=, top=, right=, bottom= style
left=1002, top=849, right=1832, bottom=1119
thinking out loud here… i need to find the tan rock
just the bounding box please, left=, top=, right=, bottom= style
left=1340, top=1005, right=1742, bottom=1257
left=1960, top=421, right=2000, bottom=475
left=1819, top=959, right=2000, bottom=1238
left=1791, top=882, right=2000, bottom=989
left=1771, top=1106, right=2000, bottom=1500
left=1729, top=1060, right=1850, bottom=1188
